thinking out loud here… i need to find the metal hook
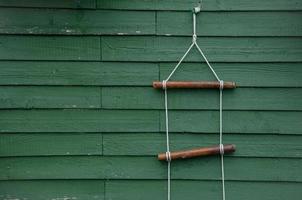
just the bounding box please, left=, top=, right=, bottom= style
left=193, top=0, right=202, bottom=13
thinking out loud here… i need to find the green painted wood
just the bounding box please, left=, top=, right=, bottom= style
left=106, top=180, right=302, bottom=200
left=0, top=61, right=300, bottom=87
left=103, top=133, right=302, bottom=158
left=160, top=62, right=302, bottom=87
left=0, top=61, right=158, bottom=86
left=1, top=180, right=301, bottom=200
left=101, top=36, right=302, bottom=62
left=160, top=111, right=302, bottom=134
left=0, top=133, right=102, bottom=157
left=158, top=11, right=302, bottom=36
left=0, top=86, right=101, bottom=109
left=0, top=0, right=96, bottom=9
left=0, top=8, right=155, bottom=35
left=0, top=36, right=100, bottom=61
left=2, top=132, right=301, bottom=158
left=0, top=110, right=159, bottom=133
left=97, top=0, right=302, bottom=11
left=0, top=180, right=104, bottom=200
left=0, top=156, right=301, bottom=182
left=102, top=87, right=302, bottom=111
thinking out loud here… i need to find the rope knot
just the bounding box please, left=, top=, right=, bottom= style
left=166, top=151, right=171, bottom=162
left=192, top=34, right=197, bottom=43
left=219, top=80, right=224, bottom=90
left=219, top=144, right=224, bottom=155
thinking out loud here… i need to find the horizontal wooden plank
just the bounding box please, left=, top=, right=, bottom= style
left=2, top=132, right=301, bottom=158
left=0, top=156, right=301, bottom=182
left=1, top=180, right=301, bottom=200
left=0, top=110, right=159, bottom=133
left=0, top=0, right=96, bottom=9
left=0, top=36, right=100, bottom=61
left=101, top=36, right=302, bottom=62
left=160, top=111, right=302, bottom=134
left=103, top=133, right=302, bottom=158
left=102, top=87, right=302, bottom=111
left=0, top=180, right=104, bottom=200
left=106, top=180, right=302, bottom=200
left=0, top=61, right=158, bottom=86
left=0, top=110, right=300, bottom=134
left=0, top=8, right=155, bottom=35
left=0, top=61, right=300, bottom=87
left=160, top=62, right=302, bottom=87
left=97, top=0, right=302, bottom=11
left=158, top=11, right=302, bottom=36
left=0, top=86, right=101, bottom=108
left=0, top=133, right=102, bottom=157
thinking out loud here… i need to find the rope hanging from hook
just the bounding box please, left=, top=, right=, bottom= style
left=162, top=3, right=226, bottom=200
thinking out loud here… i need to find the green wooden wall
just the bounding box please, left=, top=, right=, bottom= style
left=0, top=0, right=302, bottom=199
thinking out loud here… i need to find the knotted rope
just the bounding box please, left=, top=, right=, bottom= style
left=162, top=5, right=226, bottom=200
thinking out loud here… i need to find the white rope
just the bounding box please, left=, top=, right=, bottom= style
left=163, top=81, right=171, bottom=200
left=219, top=80, right=225, bottom=200
left=162, top=5, right=226, bottom=200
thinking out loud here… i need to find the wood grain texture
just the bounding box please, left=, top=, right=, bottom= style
left=0, top=156, right=301, bottom=182
left=0, top=0, right=96, bottom=9
left=106, top=180, right=302, bottom=200
left=0, top=8, right=155, bottom=35
left=0, top=110, right=159, bottom=133
left=97, top=0, right=302, bottom=11
left=158, top=11, right=302, bottom=36
left=160, top=62, right=302, bottom=87
left=101, top=36, right=302, bottom=62
left=0, top=86, right=101, bottom=109
left=0, top=180, right=105, bottom=200
left=0, top=61, right=158, bottom=86
left=0, top=133, right=102, bottom=157
left=103, top=133, right=302, bottom=158
left=0, top=36, right=100, bottom=61
left=102, top=87, right=302, bottom=111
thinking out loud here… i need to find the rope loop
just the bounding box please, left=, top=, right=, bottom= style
left=162, top=80, right=167, bottom=90
left=219, top=80, right=224, bottom=90
left=166, top=151, right=171, bottom=162
left=219, top=144, right=224, bottom=155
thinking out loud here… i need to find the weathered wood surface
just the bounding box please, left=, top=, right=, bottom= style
left=104, top=133, right=302, bottom=158
left=157, top=11, right=302, bottom=36
left=0, top=61, right=158, bottom=86
left=0, top=36, right=100, bottom=60
left=1, top=180, right=301, bottom=200
left=0, top=86, right=101, bottom=109
left=0, top=156, right=301, bottom=182
left=97, top=0, right=302, bottom=11
left=0, top=0, right=301, bottom=199
left=0, top=110, right=301, bottom=134
left=102, top=36, right=302, bottom=62
left=0, top=8, right=155, bottom=35
left=0, top=62, right=301, bottom=87
left=102, top=87, right=302, bottom=110
left=1, top=133, right=302, bottom=158
left=0, top=0, right=96, bottom=9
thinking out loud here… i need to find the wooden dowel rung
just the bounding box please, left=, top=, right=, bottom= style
left=158, top=144, right=236, bottom=161
left=153, top=81, right=236, bottom=89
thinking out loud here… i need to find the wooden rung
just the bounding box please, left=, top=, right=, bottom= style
left=158, top=144, right=236, bottom=161
left=153, top=81, right=236, bottom=89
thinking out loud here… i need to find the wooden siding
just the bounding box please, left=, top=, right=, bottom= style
left=0, top=1, right=301, bottom=200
